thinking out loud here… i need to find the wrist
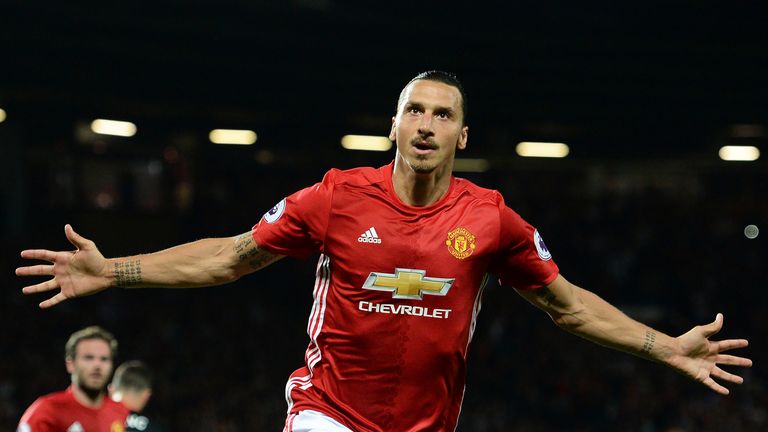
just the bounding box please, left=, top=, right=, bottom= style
left=103, top=258, right=118, bottom=288
left=650, top=332, right=680, bottom=366
left=109, top=257, right=144, bottom=288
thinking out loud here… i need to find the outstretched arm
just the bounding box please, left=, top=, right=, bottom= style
left=516, top=274, right=752, bottom=395
left=17, top=224, right=283, bottom=309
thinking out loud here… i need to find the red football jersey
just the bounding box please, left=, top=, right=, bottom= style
left=17, top=386, right=129, bottom=432
left=253, top=163, right=559, bottom=432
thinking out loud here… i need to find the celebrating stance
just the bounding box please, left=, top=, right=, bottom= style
left=17, top=71, right=752, bottom=432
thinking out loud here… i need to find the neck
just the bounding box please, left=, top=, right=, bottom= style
left=72, top=383, right=105, bottom=408
left=392, top=154, right=453, bottom=207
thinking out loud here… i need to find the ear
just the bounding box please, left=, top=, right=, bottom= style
left=457, top=126, right=469, bottom=150
left=388, top=116, right=397, bottom=141
left=65, top=358, right=75, bottom=374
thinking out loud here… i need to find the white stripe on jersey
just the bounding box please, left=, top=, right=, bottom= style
left=285, top=374, right=313, bottom=413
left=307, top=255, right=328, bottom=335
left=283, top=413, right=298, bottom=432
left=307, top=346, right=322, bottom=370
left=369, top=227, right=378, bottom=238
left=305, top=254, right=331, bottom=373
left=451, top=275, right=490, bottom=430
left=466, top=273, right=490, bottom=351
left=311, top=255, right=331, bottom=343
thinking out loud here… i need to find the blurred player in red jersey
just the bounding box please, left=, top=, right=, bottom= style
left=17, top=71, right=753, bottom=432
left=17, top=326, right=129, bottom=432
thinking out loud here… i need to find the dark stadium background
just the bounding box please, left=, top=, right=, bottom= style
left=2, top=2, right=766, bottom=431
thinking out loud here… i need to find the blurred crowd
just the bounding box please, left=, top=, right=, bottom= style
left=1, top=152, right=765, bottom=431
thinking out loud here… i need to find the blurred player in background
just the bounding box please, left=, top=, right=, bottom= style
left=17, top=326, right=128, bottom=432
left=110, top=360, right=162, bottom=432
left=17, top=71, right=753, bottom=432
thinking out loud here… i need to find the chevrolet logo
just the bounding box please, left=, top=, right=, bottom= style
left=362, top=268, right=454, bottom=300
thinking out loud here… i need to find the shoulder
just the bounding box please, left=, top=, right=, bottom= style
left=18, top=390, right=65, bottom=425
left=28, top=389, right=68, bottom=410
left=453, top=176, right=505, bottom=206
left=321, top=166, right=387, bottom=188
left=103, top=397, right=130, bottom=415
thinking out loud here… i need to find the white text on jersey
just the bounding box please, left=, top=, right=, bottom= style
left=359, top=301, right=452, bottom=319
left=358, top=226, right=382, bottom=244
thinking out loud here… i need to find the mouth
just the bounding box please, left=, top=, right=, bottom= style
left=412, top=140, right=437, bottom=155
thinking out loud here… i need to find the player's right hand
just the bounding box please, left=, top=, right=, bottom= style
left=16, top=224, right=110, bottom=309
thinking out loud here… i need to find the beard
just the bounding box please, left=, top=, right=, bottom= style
left=80, top=384, right=104, bottom=401
left=76, top=374, right=107, bottom=401
left=409, top=157, right=437, bottom=173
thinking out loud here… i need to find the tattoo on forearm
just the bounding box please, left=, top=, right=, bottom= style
left=114, top=260, right=142, bottom=287
left=536, top=287, right=557, bottom=306
left=233, top=235, right=255, bottom=263
left=233, top=233, right=276, bottom=270
left=640, top=330, right=656, bottom=355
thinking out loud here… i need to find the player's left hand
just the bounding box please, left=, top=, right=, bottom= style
left=670, top=313, right=752, bottom=395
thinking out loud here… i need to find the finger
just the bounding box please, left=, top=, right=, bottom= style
left=700, top=313, right=724, bottom=338
left=40, top=292, right=68, bottom=309
left=701, top=376, right=729, bottom=395
left=711, top=366, right=744, bottom=385
left=22, top=279, right=60, bottom=294
left=20, top=249, right=60, bottom=263
left=715, top=339, right=749, bottom=352
left=15, top=264, right=54, bottom=277
left=716, top=354, right=753, bottom=368
left=65, top=224, right=92, bottom=250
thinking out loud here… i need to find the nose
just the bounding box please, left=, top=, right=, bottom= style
left=418, top=114, right=434, bottom=135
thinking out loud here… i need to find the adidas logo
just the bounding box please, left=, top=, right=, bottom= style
left=358, top=227, right=382, bottom=244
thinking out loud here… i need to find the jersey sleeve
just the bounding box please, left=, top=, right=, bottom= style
left=490, top=194, right=559, bottom=290
left=17, top=399, right=54, bottom=432
left=251, top=169, right=336, bottom=259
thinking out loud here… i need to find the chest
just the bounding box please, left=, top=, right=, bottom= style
left=52, top=407, right=124, bottom=432
left=323, top=193, right=498, bottom=286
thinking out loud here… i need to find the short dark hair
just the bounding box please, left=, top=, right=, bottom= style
left=397, top=70, right=468, bottom=126
left=112, top=361, right=153, bottom=392
left=65, top=326, right=118, bottom=361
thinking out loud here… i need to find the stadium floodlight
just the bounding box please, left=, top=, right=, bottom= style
left=0, top=108, right=6, bottom=123
left=516, top=142, right=569, bottom=158
left=209, top=129, right=258, bottom=145
left=91, top=119, right=137, bottom=137
left=341, top=135, right=392, bottom=151
left=718, top=145, right=760, bottom=161
left=453, top=158, right=489, bottom=173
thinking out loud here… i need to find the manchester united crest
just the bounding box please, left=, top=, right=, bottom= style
left=446, top=227, right=476, bottom=260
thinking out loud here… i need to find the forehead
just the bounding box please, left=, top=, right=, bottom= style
left=400, top=80, right=462, bottom=112
left=74, top=338, right=112, bottom=358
